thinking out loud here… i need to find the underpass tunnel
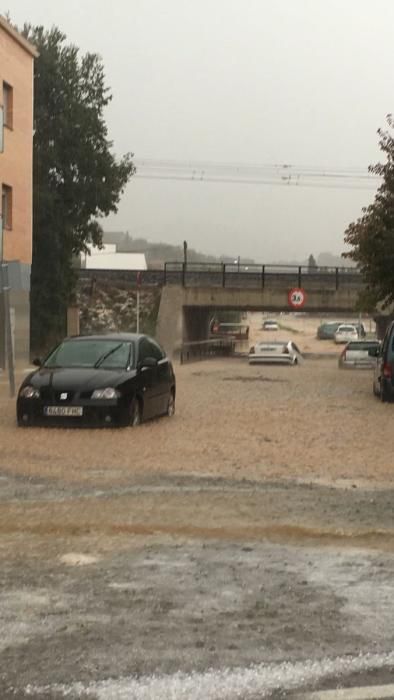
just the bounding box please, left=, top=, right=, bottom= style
left=175, top=289, right=375, bottom=361
left=182, top=305, right=249, bottom=343
left=182, top=306, right=213, bottom=343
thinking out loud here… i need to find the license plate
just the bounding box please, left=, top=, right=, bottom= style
left=44, top=406, right=83, bottom=417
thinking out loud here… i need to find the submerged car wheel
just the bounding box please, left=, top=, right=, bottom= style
left=380, top=383, right=390, bottom=403
left=129, top=398, right=142, bottom=426
left=166, top=391, right=175, bottom=417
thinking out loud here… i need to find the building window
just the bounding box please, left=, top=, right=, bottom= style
left=1, top=185, right=13, bottom=230
left=2, top=82, right=13, bottom=129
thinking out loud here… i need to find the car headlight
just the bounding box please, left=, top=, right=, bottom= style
left=91, top=387, right=120, bottom=400
left=19, top=385, right=40, bottom=399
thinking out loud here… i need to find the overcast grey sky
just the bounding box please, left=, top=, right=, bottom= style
left=6, top=0, right=394, bottom=261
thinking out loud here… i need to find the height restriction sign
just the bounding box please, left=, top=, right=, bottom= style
left=288, top=287, right=307, bottom=309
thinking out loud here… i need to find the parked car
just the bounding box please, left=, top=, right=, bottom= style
left=17, top=333, right=176, bottom=427
left=249, top=340, right=302, bottom=365
left=211, top=323, right=249, bottom=339
left=262, top=319, right=279, bottom=331
left=334, top=324, right=359, bottom=344
left=317, top=322, right=342, bottom=340
left=338, top=340, right=380, bottom=369
left=373, top=320, right=394, bottom=401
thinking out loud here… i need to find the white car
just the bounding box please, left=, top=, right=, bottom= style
left=334, top=324, right=359, bottom=344
left=262, top=319, right=279, bottom=331
left=249, top=340, right=302, bottom=365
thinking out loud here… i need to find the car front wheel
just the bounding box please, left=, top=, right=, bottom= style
left=166, top=391, right=175, bottom=417
left=129, top=398, right=142, bottom=426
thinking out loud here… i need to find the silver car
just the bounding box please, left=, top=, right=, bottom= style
left=338, top=340, right=380, bottom=369
left=249, top=340, right=302, bottom=365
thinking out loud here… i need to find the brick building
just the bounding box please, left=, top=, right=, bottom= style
left=0, top=15, right=37, bottom=363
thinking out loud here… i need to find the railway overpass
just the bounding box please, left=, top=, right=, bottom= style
left=78, top=262, right=367, bottom=355
left=157, top=262, right=366, bottom=354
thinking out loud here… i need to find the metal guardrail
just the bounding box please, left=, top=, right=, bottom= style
left=180, top=338, right=235, bottom=364
left=78, top=262, right=362, bottom=291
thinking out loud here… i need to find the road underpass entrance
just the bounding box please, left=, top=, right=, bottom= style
left=155, top=282, right=369, bottom=357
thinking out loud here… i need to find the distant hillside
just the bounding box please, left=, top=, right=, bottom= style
left=102, top=232, right=355, bottom=269
left=103, top=232, right=255, bottom=267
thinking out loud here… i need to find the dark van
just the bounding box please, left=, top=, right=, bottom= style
left=373, top=320, right=394, bottom=401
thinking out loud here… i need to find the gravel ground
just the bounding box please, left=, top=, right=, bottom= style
left=0, top=313, right=393, bottom=699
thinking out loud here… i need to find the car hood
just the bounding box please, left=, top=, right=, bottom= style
left=24, top=367, right=136, bottom=392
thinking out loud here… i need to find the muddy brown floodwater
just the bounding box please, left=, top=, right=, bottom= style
left=0, top=328, right=394, bottom=699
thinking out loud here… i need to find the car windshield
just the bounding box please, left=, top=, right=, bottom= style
left=256, top=342, right=286, bottom=351
left=347, top=342, right=378, bottom=350
left=44, top=339, right=133, bottom=369
left=338, top=326, right=356, bottom=332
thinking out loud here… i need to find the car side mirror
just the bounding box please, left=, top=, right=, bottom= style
left=32, top=358, right=42, bottom=367
left=139, top=356, right=158, bottom=370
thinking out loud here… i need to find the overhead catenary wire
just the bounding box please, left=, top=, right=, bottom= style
left=135, top=173, right=379, bottom=191
left=133, top=158, right=382, bottom=190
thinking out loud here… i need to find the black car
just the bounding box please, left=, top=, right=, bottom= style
left=17, top=333, right=176, bottom=427
left=317, top=322, right=342, bottom=340
left=373, top=321, right=394, bottom=402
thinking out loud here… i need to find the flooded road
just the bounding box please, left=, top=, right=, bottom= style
left=1, top=341, right=393, bottom=698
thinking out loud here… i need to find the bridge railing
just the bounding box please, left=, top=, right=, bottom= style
left=164, top=262, right=361, bottom=290
left=78, top=263, right=362, bottom=291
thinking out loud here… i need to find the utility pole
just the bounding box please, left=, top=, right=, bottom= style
left=0, top=213, right=4, bottom=370
left=136, top=271, right=142, bottom=333
left=0, top=214, right=15, bottom=396
left=2, top=264, right=15, bottom=397
left=183, top=240, right=188, bottom=266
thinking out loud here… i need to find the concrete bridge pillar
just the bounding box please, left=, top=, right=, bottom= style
left=155, top=286, right=184, bottom=358
left=156, top=288, right=213, bottom=357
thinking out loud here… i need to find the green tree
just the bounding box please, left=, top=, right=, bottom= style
left=23, top=25, right=135, bottom=353
left=344, top=114, right=394, bottom=310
